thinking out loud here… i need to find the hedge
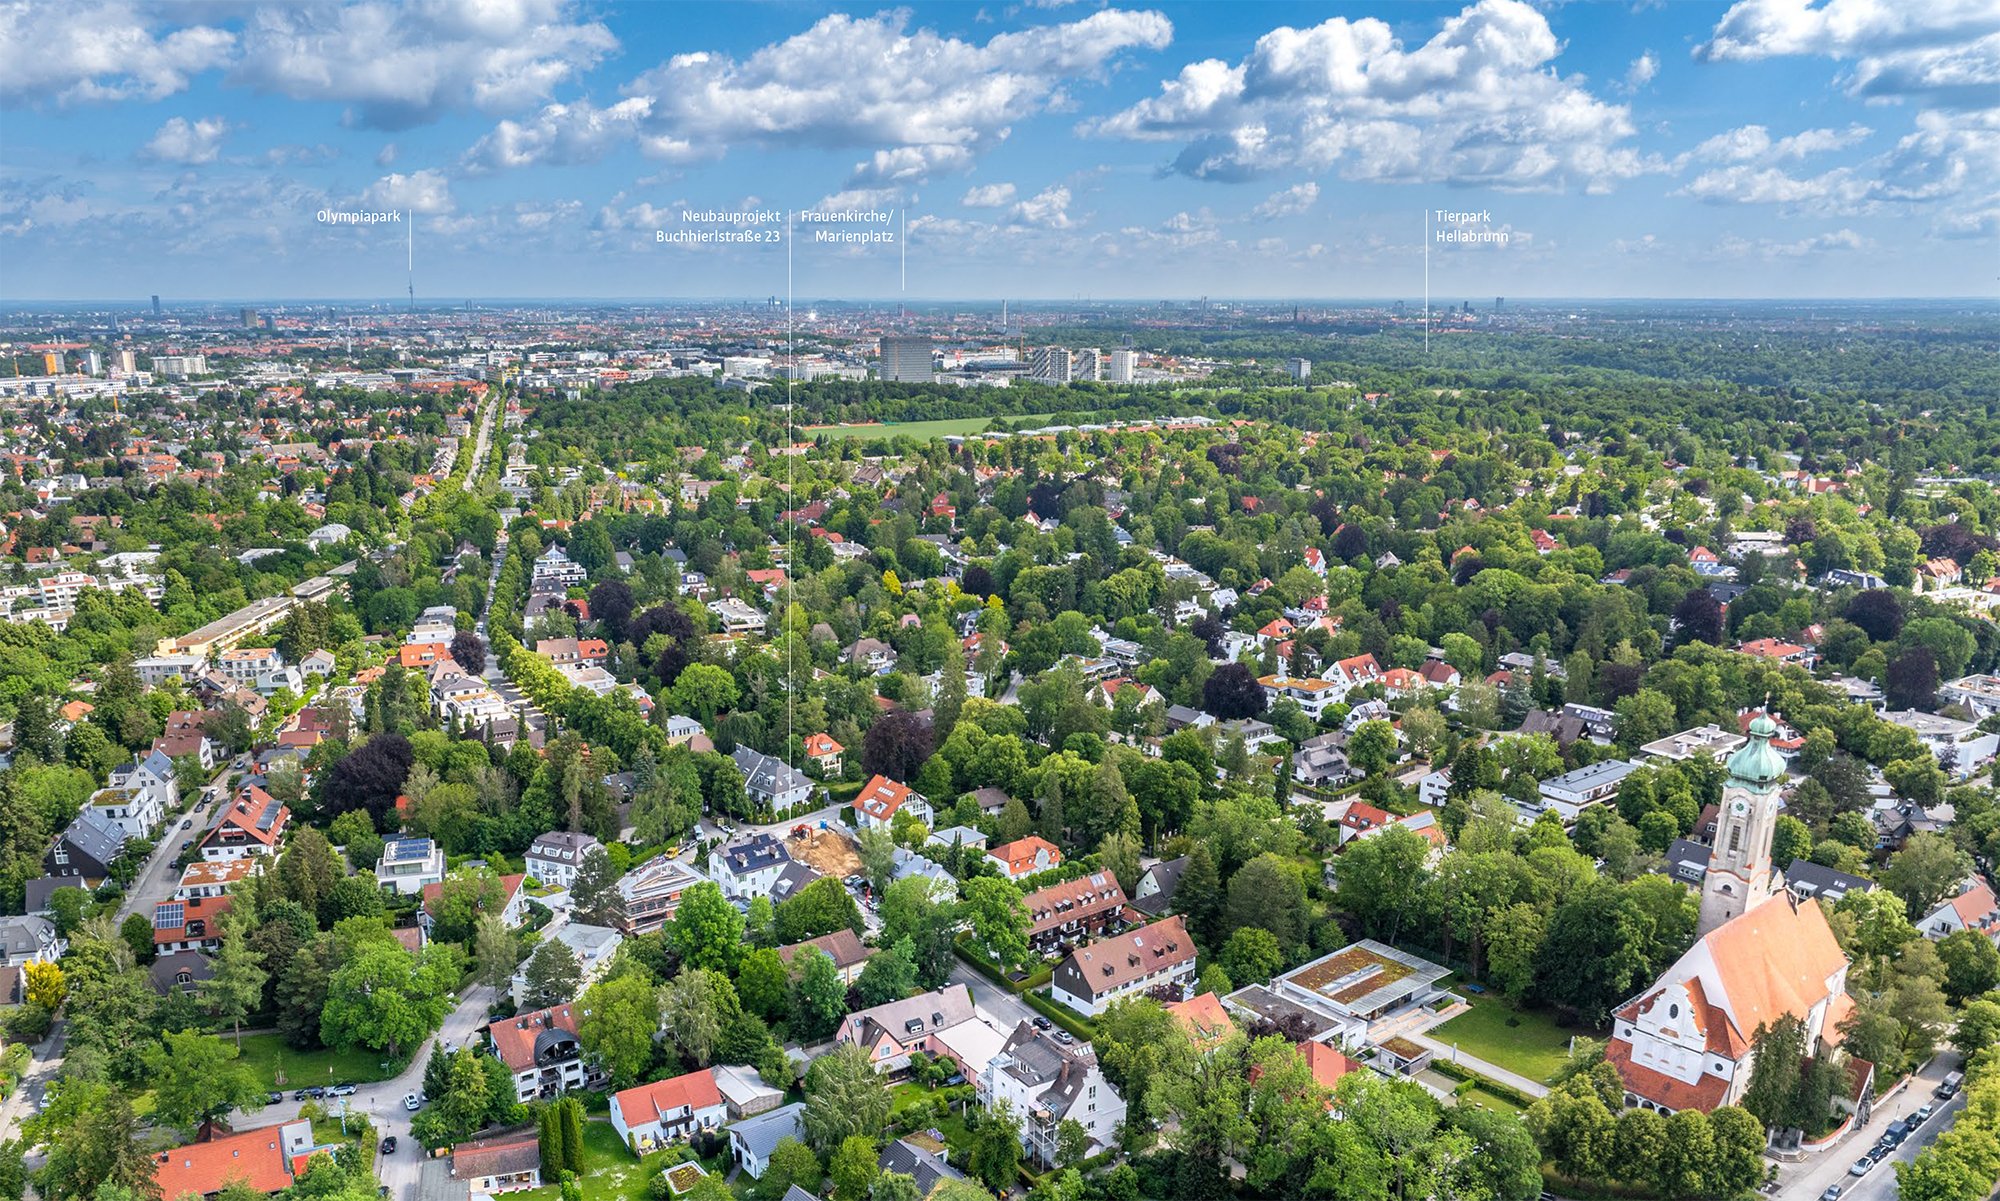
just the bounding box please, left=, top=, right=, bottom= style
left=1430, top=1058, right=1538, bottom=1109
left=1022, top=990, right=1097, bottom=1041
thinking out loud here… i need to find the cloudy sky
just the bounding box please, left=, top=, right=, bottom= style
left=2, top=0, right=1995, bottom=302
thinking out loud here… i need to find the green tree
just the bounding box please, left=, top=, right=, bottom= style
left=319, top=941, right=457, bottom=1057
left=829, top=1134, right=880, bottom=1201
left=1171, top=843, right=1223, bottom=948
left=1223, top=852, right=1308, bottom=955
left=1347, top=719, right=1398, bottom=776
left=520, top=938, right=584, bottom=1009
left=962, top=876, right=1031, bottom=972
left=474, top=914, right=519, bottom=991
left=671, top=881, right=746, bottom=974
left=757, top=1138, right=823, bottom=1201
left=660, top=969, right=738, bottom=1067
left=1880, top=833, right=1974, bottom=919
left=854, top=937, right=918, bottom=1008
left=969, top=1100, right=1024, bottom=1189
left=791, top=947, right=848, bottom=1042
left=774, top=876, right=863, bottom=944
left=737, top=946, right=792, bottom=1023
left=803, top=1043, right=890, bottom=1154
left=1219, top=927, right=1283, bottom=987
left=144, top=1030, right=265, bottom=1134
left=671, top=663, right=740, bottom=724
left=201, top=932, right=268, bottom=1045
left=1937, top=929, right=2000, bottom=1003
left=576, top=974, right=661, bottom=1089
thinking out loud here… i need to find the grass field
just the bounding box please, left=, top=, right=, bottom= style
left=1456, top=1083, right=1527, bottom=1120
left=1429, top=994, right=1579, bottom=1085
left=233, top=1033, right=406, bottom=1093
left=804, top=414, right=1056, bottom=441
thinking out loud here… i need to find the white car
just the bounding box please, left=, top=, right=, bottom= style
left=403, top=1092, right=421, bottom=1111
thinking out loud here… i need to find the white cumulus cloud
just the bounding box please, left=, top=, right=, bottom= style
left=363, top=169, right=454, bottom=214
left=962, top=183, right=1018, bottom=208
left=0, top=1, right=233, bottom=105
left=141, top=115, right=228, bottom=164
left=461, top=97, right=653, bottom=172
left=1085, top=0, right=1656, bottom=192
left=1252, top=182, right=1319, bottom=219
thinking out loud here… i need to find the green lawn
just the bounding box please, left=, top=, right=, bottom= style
left=232, top=1033, right=407, bottom=1093
left=1455, top=1083, right=1527, bottom=1120
left=803, top=415, right=1056, bottom=441
left=512, top=1119, right=729, bottom=1201
left=1428, top=994, right=1579, bottom=1085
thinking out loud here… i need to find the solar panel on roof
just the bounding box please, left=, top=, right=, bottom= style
left=155, top=902, right=185, bottom=930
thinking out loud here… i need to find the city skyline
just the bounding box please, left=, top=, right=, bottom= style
left=3, top=0, right=1997, bottom=301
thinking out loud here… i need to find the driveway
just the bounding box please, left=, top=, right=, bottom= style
left=1774, top=1053, right=1966, bottom=1201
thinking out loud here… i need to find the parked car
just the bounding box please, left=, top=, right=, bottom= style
left=180, top=818, right=192, bottom=829
left=1916, top=1102, right=1936, bottom=1121
left=403, top=1092, right=421, bottom=1111
left=1937, top=1071, right=1964, bottom=1098
left=1818, top=1188, right=1842, bottom=1201
left=1032, top=1016, right=1053, bottom=1030
left=380, top=1137, right=397, bottom=1155
left=328, top=1084, right=356, bottom=1097
left=1848, top=1156, right=1873, bottom=1177
left=267, top=1092, right=283, bottom=1104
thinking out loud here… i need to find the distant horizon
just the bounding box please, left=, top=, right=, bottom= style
left=8, top=295, right=1996, bottom=310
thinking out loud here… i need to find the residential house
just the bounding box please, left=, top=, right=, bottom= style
left=153, top=895, right=230, bottom=954
left=728, top=1103, right=806, bottom=1180
left=1023, top=870, right=1127, bottom=954
left=1129, top=857, right=1187, bottom=918
left=176, top=858, right=262, bottom=900
left=837, top=984, right=978, bottom=1073
left=732, top=746, right=813, bottom=812
left=1258, top=673, right=1342, bottom=720
left=1048, top=916, right=1197, bottom=1017
left=45, top=810, right=125, bottom=882
left=524, top=831, right=603, bottom=891
left=776, top=929, right=873, bottom=986
left=510, top=924, right=622, bottom=1007
left=422, top=874, right=529, bottom=929
left=854, top=775, right=931, bottom=830
left=202, top=789, right=290, bottom=860
left=376, top=837, right=448, bottom=896
left=1537, top=760, right=1641, bottom=823
left=486, top=1005, right=593, bottom=1103
left=149, top=951, right=215, bottom=996
left=1784, top=860, right=1874, bottom=907
left=802, top=733, right=844, bottom=774
left=987, top=836, right=1061, bottom=880
left=0, top=915, right=64, bottom=968
left=151, top=1120, right=319, bottom=1198
left=980, top=1021, right=1128, bottom=1164
left=1918, top=878, right=2000, bottom=944
left=615, top=855, right=708, bottom=935
left=707, top=832, right=794, bottom=901
left=877, top=1139, right=964, bottom=1197
left=1880, top=710, right=1998, bottom=778
left=451, top=1133, right=542, bottom=1197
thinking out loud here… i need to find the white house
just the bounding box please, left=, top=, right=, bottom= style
left=524, top=831, right=602, bottom=891
left=608, top=1069, right=726, bottom=1151
left=375, top=837, right=447, bottom=895
left=707, top=832, right=794, bottom=900
left=1536, top=759, right=1641, bottom=823
left=1918, top=878, right=2000, bottom=944
left=1047, top=916, right=1197, bottom=1017
left=980, top=1021, right=1127, bottom=1165
left=854, top=775, right=931, bottom=830
left=485, top=1004, right=593, bottom=1103
left=732, top=746, right=813, bottom=812
left=728, top=1102, right=806, bottom=1179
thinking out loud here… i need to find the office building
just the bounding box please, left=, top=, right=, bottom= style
left=878, top=336, right=935, bottom=383
left=240, top=308, right=258, bottom=329
left=150, top=355, right=207, bottom=377
left=1107, top=349, right=1137, bottom=383
left=1073, top=348, right=1102, bottom=382
left=1287, top=357, right=1311, bottom=381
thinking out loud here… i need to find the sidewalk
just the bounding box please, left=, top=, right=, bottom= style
left=1405, top=1032, right=1552, bottom=1099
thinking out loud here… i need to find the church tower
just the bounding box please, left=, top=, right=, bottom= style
left=1699, top=714, right=1786, bottom=935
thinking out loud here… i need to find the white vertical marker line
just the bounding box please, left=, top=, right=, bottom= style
left=787, top=209, right=795, bottom=761
left=901, top=208, right=907, bottom=292
left=1423, top=206, right=1430, bottom=356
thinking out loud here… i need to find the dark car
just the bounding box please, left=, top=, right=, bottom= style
left=1032, top=1016, right=1053, bottom=1030
left=380, top=1137, right=397, bottom=1155
left=1819, top=1187, right=1842, bottom=1201
left=267, top=1092, right=283, bottom=1104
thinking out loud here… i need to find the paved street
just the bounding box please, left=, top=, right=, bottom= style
left=948, top=961, right=1040, bottom=1035
left=1775, top=1053, right=1966, bottom=1201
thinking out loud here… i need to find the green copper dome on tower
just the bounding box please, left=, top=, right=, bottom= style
left=1726, top=714, right=1786, bottom=788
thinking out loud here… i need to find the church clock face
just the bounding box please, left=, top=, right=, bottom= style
left=1731, top=800, right=1747, bottom=814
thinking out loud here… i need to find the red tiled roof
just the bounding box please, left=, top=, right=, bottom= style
left=485, top=1005, right=580, bottom=1072
left=1605, top=1037, right=1731, bottom=1112
left=609, top=1069, right=721, bottom=1127
left=153, top=1123, right=301, bottom=1196
left=855, top=774, right=916, bottom=822
left=988, top=836, right=1061, bottom=876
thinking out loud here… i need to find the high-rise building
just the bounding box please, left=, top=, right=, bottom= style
left=1028, top=346, right=1072, bottom=385
left=41, top=351, right=63, bottom=375
left=115, top=349, right=138, bottom=374
left=1107, top=350, right=1137, bottom=383
left=1286, top=357, right=1311, bottom=382
left=83, top=350, right=102, bottom=376
left=878, top=336, right=935, bottom=383
left=151, top=295, right=161, bottom=317
left=1073, top=348, right=1103, bottom=382
left=241, top=308, right=258, bottom=329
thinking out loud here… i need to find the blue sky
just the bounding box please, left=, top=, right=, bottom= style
left=2, top=0, right=1995, bottom=301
